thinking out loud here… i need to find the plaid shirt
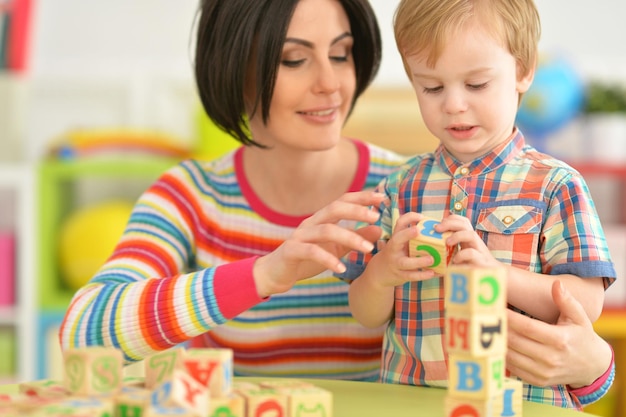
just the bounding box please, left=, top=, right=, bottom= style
left=343, top=130, right=616, bottom=408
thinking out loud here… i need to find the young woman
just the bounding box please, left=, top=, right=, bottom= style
left=59, top=0, right=405, bottom=381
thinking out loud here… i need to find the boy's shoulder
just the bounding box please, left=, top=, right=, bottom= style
left=384, top=151, right=438, bottom=183
left=518, top=146, right=580, bottom=176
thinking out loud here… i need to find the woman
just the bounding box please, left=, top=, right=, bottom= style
left=59, top=0, right=405, bottom=381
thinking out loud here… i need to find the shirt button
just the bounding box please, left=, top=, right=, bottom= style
left=460, top=167, right=470, bottom=176
left=502, top=215, right=514, bottom=225
left=453, top=202, right=463, bottom=212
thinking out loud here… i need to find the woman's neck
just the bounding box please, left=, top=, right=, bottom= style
left=241, top=139, right=359, bottom=216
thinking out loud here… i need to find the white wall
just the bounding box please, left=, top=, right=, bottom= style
left=20, top=0, right=626, bottom=160
left=370, top=0, right=626, bottom=86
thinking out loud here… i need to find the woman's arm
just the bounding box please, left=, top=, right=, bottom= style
left=506, top=280, right=614, bottom=403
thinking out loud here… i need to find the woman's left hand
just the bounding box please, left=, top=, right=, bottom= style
left=506, top=280, right=612, bottom=388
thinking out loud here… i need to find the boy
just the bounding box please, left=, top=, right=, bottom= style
left=345, top=0, right=616, bottom=408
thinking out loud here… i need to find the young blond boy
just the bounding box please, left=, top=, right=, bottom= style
left=345, top=0, right=615, bottom=408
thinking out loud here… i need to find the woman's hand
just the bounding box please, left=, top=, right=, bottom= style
left=253, top=191, right=385, bottom=297
left=506, top=280, right=612, bottom=388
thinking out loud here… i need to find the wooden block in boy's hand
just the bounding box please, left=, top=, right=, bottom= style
left=409, top=216, right=454, bottom=274
left=62, top=346, right=123, bottom=397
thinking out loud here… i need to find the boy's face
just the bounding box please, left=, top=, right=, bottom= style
left=404, top=21, right=534, bottom=163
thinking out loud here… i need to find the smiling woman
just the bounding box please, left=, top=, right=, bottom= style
left=58, top=0, right=406, bottom=382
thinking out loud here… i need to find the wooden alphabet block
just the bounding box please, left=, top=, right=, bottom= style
left=145, top=348, right=185, bottom=389
left=280, top=386, right=333, bottom=417
left=208, top=393, right=245, bottom=417
left=409, top=217, right=454, bottom=274
left=63, top=346, right=123, bottom=397
left=448, top=354, right=505, bottom=400
left=150, top=369, right=209, bottom=416
left=178, top=348, right=233, bottom=397
left=240, top=388, right=288, bottom=417
left=498, top=378, right=523, bottom=417
left=114, top=387, right=152, bottom=417
left=445, top=310, right=507, bottom=357
left=444, top=394, right=497, bottom=417
left=445, top=382, right=519, bottom=417
left=444, top=266, right=507, bottom=313
left=143, top=405, right=195, bottom=416
left=32, top=397, right=115, bottom=417
left=232, top=380, right=261, bottom=393
left=19, top=379, right=70, bottom=399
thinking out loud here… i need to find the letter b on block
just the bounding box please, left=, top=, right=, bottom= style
left=445, top=266, right=506, bottom=313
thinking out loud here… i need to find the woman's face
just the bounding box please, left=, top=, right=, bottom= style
left=247, top=0, right=357, bottom=151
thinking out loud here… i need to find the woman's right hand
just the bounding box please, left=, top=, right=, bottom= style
left=253, top=191, right=386, bottom=297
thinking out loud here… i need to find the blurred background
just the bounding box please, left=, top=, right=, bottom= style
left=1, top=1, right=625, bottom=416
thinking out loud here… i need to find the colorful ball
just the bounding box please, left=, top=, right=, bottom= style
left=516, top=56, right=585, bottom=141
left=58, top=200, right=134, bottom=291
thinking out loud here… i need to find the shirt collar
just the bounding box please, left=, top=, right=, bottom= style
left=435, top=128, right=526, bottom=176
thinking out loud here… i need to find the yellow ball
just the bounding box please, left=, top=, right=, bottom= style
left=58, top=200, right=134, bottom=291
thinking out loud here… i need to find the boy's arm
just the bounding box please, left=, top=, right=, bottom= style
left=348, top=253, right=396, bottom=328
left=348, top=211, right=440, bottom=328
left=506, top=269, right=605, bottom=323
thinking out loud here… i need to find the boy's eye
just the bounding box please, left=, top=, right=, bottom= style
left=423, top=86, right=443, bottom=94
left=468, top=82, right=488, bottom=90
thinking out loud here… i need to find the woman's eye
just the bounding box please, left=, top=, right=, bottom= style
left=281, top=59, right=305, bottom=68
left=330, top=55, right=349, bottom=63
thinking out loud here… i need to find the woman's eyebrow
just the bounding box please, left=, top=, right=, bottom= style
left=284, top=32, right=353, bottom=49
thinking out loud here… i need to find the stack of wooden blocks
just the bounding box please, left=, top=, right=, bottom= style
left=409, top=217, right=523, bottom=417
left=0, top=346, right=332, bottom=416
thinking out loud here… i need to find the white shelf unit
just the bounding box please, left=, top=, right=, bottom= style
left=0, top=164, right=37, bottom=383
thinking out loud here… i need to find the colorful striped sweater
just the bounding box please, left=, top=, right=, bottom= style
left=59, top=139, right=406, bottom=381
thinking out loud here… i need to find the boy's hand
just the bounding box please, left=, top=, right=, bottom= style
left=373, top=211, right=441, bottom=287
left=436, top=214, right=502, bottom=268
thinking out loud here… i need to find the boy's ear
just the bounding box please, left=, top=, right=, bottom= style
left=516, top=63, right=536, bottom=94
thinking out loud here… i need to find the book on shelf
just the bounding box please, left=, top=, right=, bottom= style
left=0, top=9, right=9, bottom=69
left=0, top=0, right=33, bottom=72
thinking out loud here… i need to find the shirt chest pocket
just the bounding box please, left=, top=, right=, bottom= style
left=474, top=204, right=543, bottom=269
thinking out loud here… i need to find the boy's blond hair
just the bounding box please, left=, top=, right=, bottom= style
left=394, top=0, right=541, bottom=80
